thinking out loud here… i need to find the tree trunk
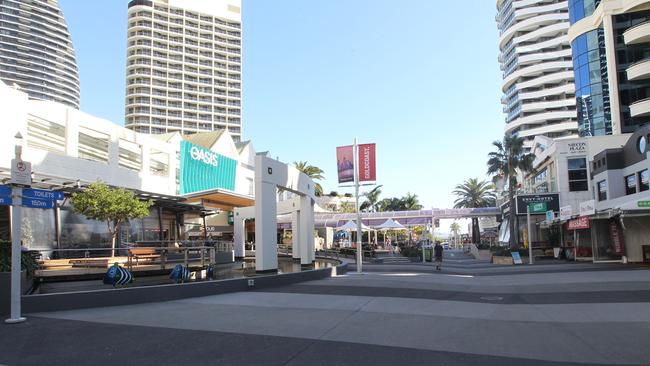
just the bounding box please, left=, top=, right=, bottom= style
left=508, top=183, right=518, bottom=249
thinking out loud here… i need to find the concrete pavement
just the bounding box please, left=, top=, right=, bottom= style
left=2, top=250, right=650, bottom=365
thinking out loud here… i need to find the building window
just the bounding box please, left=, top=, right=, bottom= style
left=597, top=180, right=607, bottom=201
left=568, top=158, right=589, bottom=191
left=640, top=170, right=649, bottom=192
left=118, top=139, right=142, bottom=171
left=26, top=115, right=66, bottom=154
left=150, top=149, right=169, bottom=176
left=625, top=174, right=637, bottom=195
left=78, top=126, right=109, bottom=163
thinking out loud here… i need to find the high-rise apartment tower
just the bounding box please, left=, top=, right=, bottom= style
left=497, top=0, right=578, bottom=150
left=0, top=0, right=80, bottom=109
left=125, top=0, right=242, bottom=140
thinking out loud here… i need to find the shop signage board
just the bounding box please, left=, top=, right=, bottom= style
left=22, top=188, right=64, bottom=201
left=545, top=210, right=554, bottom=223
left=511, top=251, right=523, bottom=265
left=568, top=216, right=590, bottom=230
left=516, top=193, right=559, bottom=215
left=560, top=205, right=572, bottom=221
left=638, top=200, right=650, bottom=208
left=179, top=140, right=237, bottom=194
left=580, top=200, right=595, bottom=216
left=21, top=197, right=54, bottom=209
left=529, top=202, right=547, bottom=214
left=10, top=159, right=31, bottom=186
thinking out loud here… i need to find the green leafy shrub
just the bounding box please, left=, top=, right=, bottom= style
left=0, top=241, right=40, bottom=275
left=400, top=246, right=420, bottom=258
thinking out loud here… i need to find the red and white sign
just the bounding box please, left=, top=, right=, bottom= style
left=567, top=216, right=590, bottom=230
left=357, top=143, right=376, bottom=182
left=609, top=220, right=625, bottom=255
left=10, top=158, right=31, bottom=186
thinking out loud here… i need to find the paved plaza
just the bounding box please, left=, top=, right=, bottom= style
left=2, top=251, right=650, bottom=365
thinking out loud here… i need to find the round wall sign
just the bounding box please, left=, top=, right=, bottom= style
left=639, top=136, right=647, bottom=154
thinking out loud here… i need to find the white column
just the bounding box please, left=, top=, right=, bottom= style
left=291, top=210, right=301, bottom=260
left=233, top=213, right=245, bottom=259
left=300, top=195, right=314, bottom=265
left=255, top=181, right=278, bottom=272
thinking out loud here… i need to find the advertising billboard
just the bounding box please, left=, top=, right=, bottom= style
left=516, top=193, right=560, bottom=215
left=358, top=143, right=376, bottom=182
left=336, top=145, right=354, bottom=183
left=179, top=141, right=237, bottom=194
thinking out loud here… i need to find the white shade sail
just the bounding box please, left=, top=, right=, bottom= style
left=375, top=218, right=406, bottom=230
left=337, top=220, right=371, bottom=231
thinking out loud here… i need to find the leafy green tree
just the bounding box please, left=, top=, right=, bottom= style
left=452, top=178, right=496, bottom=244
left=360, top=185, right=382, bottom=212
left=401, top=192, right=423, bottom=210
left=293, top=161, right=325, bottom=196
left=338, top=201, right=356, bottom=213
left=71, top=182, right=153, bottom=256
left=486, top=135, right=535, bottom=248
left=449, top=222, right=461, bottom=246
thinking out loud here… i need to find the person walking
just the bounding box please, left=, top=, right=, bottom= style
left=434, top=241, right=443, bottom=271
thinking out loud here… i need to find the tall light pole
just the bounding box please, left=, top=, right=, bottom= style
left=353, top=138, right=363, bottom=273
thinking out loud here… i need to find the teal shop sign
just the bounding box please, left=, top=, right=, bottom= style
left=179, top=141, right=237, bottom=194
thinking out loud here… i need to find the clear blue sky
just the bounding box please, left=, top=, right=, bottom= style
left=58, top=0, right=504, bottom=212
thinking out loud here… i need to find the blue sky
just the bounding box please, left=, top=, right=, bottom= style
left=58, top=0, right=504, bottom=215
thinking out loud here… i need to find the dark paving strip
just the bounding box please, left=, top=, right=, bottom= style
left=361, top=264, right=650, bottom=277
left=262, top=284, right=650, bottom=305
left=0, top=317, right=598, bottom=366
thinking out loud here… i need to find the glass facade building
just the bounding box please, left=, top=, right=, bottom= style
left=572, top=28, right=611, bottom=136
left=568, top=0, right=601, bottom=24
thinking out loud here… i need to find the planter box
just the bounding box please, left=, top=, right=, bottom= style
left=0, top=271, right=29, bottom=316
left=477, top=249, right=492, bottom=261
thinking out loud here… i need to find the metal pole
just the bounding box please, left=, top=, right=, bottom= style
left=353, top=138, right=362, bottom=273
left=6, top=191, right=25, bottom=323
left=527, top=206, right=534, bottom=265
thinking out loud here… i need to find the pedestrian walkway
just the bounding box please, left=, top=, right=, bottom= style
left=2, top=250, right=650, bottom=365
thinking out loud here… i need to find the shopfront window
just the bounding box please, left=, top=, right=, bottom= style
left=640, top=170, right=649, bottom=192
left=568, top=158, right=589, bottom=191
left=625, top=174, right=637, bottom=195
left=598, top=180, right=607, bottom=201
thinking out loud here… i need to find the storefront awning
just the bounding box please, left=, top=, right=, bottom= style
left=182, top=188, right=254, bottom=211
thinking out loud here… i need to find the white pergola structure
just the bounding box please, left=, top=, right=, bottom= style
left=233, top=155, right=316, bottom=273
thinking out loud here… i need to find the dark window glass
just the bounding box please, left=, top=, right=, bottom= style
left=640, top=170, right=649, bottom=192
left=625, top=174, right=637, bottom=195
left=598, top=180, right=607, bottom=201
left=568, top=158, right=589, bottom=192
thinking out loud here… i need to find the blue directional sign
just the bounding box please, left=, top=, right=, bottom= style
left=22, top=197, right=54, bottom=209
left=0, top=185, right=11, bottom=197
left=22, top=188, right=64, bottom=201
left=0, top=196, right=12, bottom=206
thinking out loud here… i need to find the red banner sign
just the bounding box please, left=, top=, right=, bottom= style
left=567, top=216, right=590, bottom=230
left=336, top=145, right=354, bottom=183
left=358, top=143, right=376, bottom=182
left=609, top=220, right=625, bottom=255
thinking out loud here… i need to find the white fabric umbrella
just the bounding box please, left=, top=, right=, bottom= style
left=375, top=219, right=406, bottom=230
left=337, top=220, right=371, bottom=231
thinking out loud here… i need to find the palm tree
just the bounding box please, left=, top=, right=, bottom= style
left=486, top=135, right=535, bottom=248
left=449, top=222, right=461, bottom=247
left=360, top=185, right=383, bottom=212
left=452, top=178, right=496, bottom=244
left=293, top=161, right=325, bottom=196
left=401, top=192, right=423, bottom=210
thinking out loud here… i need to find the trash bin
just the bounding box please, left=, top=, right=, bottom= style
left=643, top=245, right=650, bottom=263
left=424, top=248, right=432, bottom=262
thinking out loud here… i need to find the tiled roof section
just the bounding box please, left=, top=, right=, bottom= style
left=183, top=130, right=224, bottom=149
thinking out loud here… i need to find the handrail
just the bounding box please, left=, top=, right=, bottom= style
left=624, top=20, right=650, bottom=35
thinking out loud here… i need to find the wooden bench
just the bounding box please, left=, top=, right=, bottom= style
left=69, top=258, right=110, bottom=268
left=128, top=248, right=161, bottom=267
